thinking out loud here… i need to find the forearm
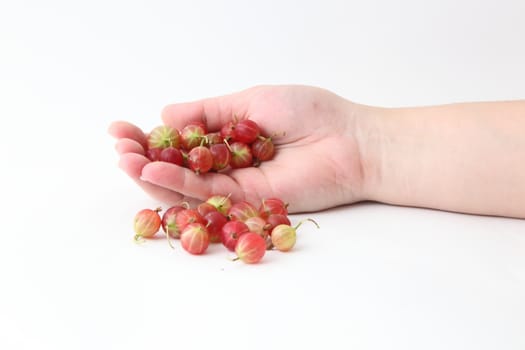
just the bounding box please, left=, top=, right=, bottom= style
left=357, top=100, right=525, bottom=218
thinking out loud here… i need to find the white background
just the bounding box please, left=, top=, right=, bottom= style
left=1, top=0, right=524, bottom=349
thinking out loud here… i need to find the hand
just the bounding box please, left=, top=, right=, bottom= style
left=108, top=85, right=367, bottom=212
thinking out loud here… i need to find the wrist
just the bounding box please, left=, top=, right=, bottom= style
left=352, top=101, right=525, bottom=218
left=351, top=103, right=394, bottom=203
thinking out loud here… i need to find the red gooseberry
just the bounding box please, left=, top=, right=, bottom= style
left=205, top=132, right=223, bottom=145
left=180, top=124, right=207, bottom=150
left=209, top=143, right=231, bottom=171
left=206, top=195, right=232, bottom=216
left=266, top=214, right=291, bottom=234
left=220, top=121, right=235, bottom=141
left=133, top=207, right=162, bottom=242
left=204, top=211, right=228, bottom=243
left=228, top=142, right=253, bottom=168
left=148, top=125, right=180, bottom=149
left=234, top=232, right=266, bottom=264
left=175, top=209, right=206, bottom=233
left=251, top=136, right=275, bottom=163
left=187, top=146, right=213, bottom=174
left=221, top=221, right=249, bottom=251
left=232, top=119, right=260, bottom=144
left=228, top=201, right=259, bottom=222
left=259, top=198, right=288, bottom=219
left=159, top=147, right=184, bottom=166
left=161, top=204, right=189, bottom=239
left=180, top=223, right=210, bottom=255
left=146, top=147, right=163, bottom=161
left=244, top=216, right=270, bottom=239
left=197, top=202, right=218, bottom=217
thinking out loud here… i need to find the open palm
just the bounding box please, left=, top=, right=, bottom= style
left=109, top=85, right=365, bottom=212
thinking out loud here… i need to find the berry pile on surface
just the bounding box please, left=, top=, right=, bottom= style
left=145, top=119, right=276, bottom=174
left=132, top=196, right=319, bottom=264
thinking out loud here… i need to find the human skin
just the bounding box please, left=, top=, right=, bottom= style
left=109, top=85, right=525, bottom=219
left=358, top=100, right=525, bottom=218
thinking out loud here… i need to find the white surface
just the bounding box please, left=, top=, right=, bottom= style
left=1, top=1, right=524, bottom=349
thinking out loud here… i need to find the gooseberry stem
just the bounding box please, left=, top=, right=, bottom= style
left=294, top=218, right=320, bottom=231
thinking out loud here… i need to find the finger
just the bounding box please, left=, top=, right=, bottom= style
left=140, top=161, right=245, bottom=203
left=115, top=138, right=145, bottom=155
left=108, top=121, right=148, bottom=149
left=118, top=153, right=185, bottom=205
left=161, top=93, right=248, bottom=132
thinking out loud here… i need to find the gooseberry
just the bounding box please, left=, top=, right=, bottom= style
left=148, top=125, right=180, bottom=149
left=180, top=223, right=209, bottom=255
left=271, top=218, right=319, bottom=252
left=234, top=232, right=266, bottom=264
left=221, top=221, right=249, bottom=251
left=133, top=207, right=162, bottom=242
left=187, top=146, right=213, bottom=174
